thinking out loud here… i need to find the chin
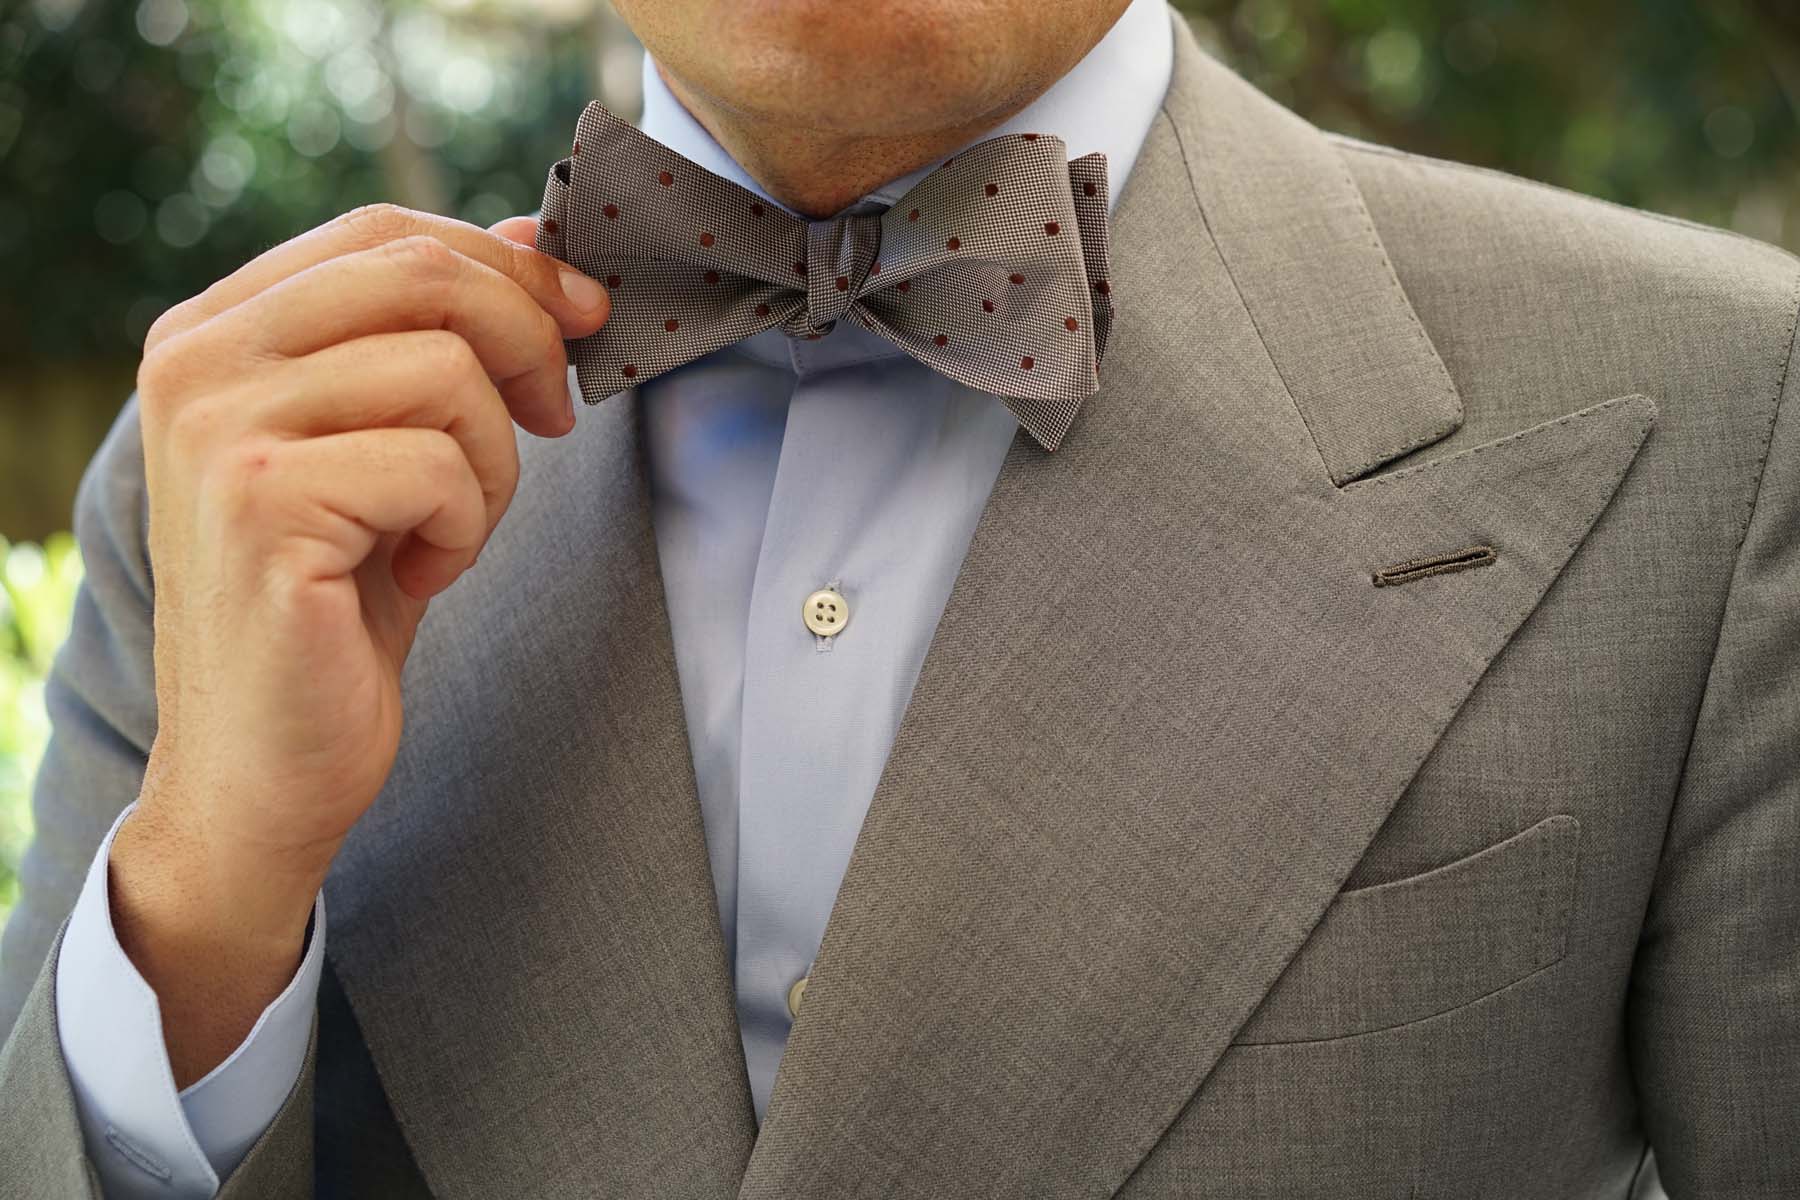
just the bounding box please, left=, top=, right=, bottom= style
left=622, top=0, right=1107, bottom=136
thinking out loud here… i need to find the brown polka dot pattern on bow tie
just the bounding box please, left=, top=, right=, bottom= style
left=535, top=104, right=1114, bottom=451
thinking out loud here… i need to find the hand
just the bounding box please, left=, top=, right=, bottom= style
left=105, top=205, right=607, bottom=1085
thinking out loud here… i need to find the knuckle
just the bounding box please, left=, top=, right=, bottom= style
left=141, top=300, right=193, bottom=354
left=136, top=337, right=199, bottom=428
left=383, top=233, right=459, bottom=277
left=423, top=430, right=470, bottom=482
left=421, top=333, right=489, bottom=407
left=400, top=427, right=453, bottom=480
left=420, top=435, right=481, bottom=532
left=420, top=328, right=481, bottom=379
left=135, top=349, right=180, bottom=419
left=486, top=232, right=532, bottom=279
left=335, top=201, right=417, bottom=247
left=138, top=335, right=245, bottom=460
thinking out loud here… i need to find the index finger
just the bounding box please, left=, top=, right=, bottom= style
left=146, top=204, right=606, bottom=355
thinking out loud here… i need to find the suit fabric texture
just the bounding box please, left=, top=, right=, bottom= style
left=3, top=13, right=1798, bottom=1198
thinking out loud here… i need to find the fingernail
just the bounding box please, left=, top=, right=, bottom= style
left=559, top=269, right=606, bottom=312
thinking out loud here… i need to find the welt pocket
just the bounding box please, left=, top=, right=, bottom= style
left=1232, top=814, right=1582, bottom=1045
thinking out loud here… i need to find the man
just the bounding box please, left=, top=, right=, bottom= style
left=1, top=0, right=1795, bottom=1195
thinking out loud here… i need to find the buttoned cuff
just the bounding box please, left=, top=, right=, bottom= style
left=54, top=802, right=325, bottom=1198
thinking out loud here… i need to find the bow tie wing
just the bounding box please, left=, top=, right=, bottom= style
left=1067, top=153, right=1114, bottom=363
left=538, top=102, right=807, bottom=400
left=851, top=135, right=1112, bottom=452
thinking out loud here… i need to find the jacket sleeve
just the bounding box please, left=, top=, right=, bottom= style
left=0, top=924, right=317, bottom=1200
left=1627, top=285, right=1800, bottom=1196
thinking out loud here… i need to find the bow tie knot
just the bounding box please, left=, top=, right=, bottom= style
left=536, top=104, right=1115, bottom=451
left=801, top=211, right=882, bottom=336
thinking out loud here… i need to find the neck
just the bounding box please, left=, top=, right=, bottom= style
left=653, top=65, right=1058, bottom=220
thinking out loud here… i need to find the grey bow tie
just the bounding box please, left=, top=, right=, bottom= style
left=535, top=104, right=1115, bottom=452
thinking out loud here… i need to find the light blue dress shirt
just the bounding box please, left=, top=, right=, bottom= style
left=52, top=2, right=1174, bottom=1193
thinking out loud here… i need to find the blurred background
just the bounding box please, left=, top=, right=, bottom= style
left=2, top=0, right=1799, bottom=922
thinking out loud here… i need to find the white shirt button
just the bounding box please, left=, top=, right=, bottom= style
left=803, top=588, right=849, bottom=637
left=786, top=973, right=809, bottom=1019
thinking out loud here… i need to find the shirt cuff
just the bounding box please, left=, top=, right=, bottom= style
left=54, top=802, right=326, bottom=1198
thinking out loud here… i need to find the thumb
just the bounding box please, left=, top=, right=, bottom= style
left=488, top=215, right=541, bottom=248
left=487, top=212, right=607, bottom=332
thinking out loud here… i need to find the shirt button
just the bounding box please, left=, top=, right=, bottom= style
left=803, top=588, right=849, bottom=637
left=786, top=974, right=809, bottom=1019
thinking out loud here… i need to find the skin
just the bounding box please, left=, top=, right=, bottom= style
left=112, top=207, right=607, bottom=1084
left=615, top=0, right=1133, bottom=217
left=112, top=0, right=1130, bottom=1088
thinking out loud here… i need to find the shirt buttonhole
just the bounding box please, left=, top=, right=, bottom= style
left=104, top=1125, right=175, bottom=1182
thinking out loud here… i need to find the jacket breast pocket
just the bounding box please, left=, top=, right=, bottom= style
left=1232, top=814, right=1582, bottom=1045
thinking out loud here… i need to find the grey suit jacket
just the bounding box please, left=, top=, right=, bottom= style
left=4, top=15, right=1798, bottom=1198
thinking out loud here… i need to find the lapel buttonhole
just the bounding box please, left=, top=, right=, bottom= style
left=1372, top=544, right=1498, bottom=587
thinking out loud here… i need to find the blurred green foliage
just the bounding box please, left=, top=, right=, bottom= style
left=0, top=536, right=83, bottom=927
left=1, top=0, right=619, bottom=365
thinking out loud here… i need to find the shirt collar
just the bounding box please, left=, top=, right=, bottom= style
left=633, top=0, right=1174, bottom=372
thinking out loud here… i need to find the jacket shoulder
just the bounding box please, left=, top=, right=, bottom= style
left=1331, top=133, right=1800, bottom=483
left=1334, top=133, right=1800, bottom=300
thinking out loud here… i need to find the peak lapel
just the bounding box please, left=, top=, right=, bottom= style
left=740, top=16, right=1654, bottom=1200
left=322, top=390, right=756, bottom=1199
left=1179, top=20, right=1465, bottom=487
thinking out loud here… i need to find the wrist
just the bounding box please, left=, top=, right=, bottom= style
left=108, top=802, right=324, bottom=974
left=106, top=802, right=326, bottom=1088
